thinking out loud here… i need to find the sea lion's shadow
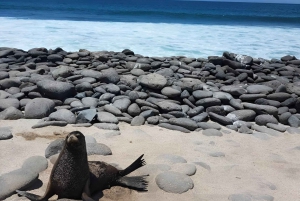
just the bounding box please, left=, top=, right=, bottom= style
left=92, top=191, right=104, bottom=200
left=20, top=179, right=43, bottom=191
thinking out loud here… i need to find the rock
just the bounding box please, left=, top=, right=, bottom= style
left=75, top=82, right=93, bottom=92
left=266, top=123, right=287, bottom=132
left=131, top=116, right=145, bottom=126
left=267, top=92, right=291, bottom=102
left=0, top=107, right=23, bottom=120
left=246, top=85, right=273, bottom=94
left=213, top=91, right=233, bottom=103
left=171, top=163, right=197, bottom=176
left=238, top=125, right=253, bottom=134
left=103, top=105, right=122, bottom=116
left=229, top=99, right=244, bottom=110
left=76, top=108, right=97, bottom=123
left=209, top=112, right=233, bottom=126
left=286, top=127, right=300, bottom=134
left=97, top=112, right=119, bottom=124
left=32, top=120, right=68, bottom=129
left=279, top=112, right=292, bottom=125
left=220, top=85, right=247, bottom=96
left=197, top=122, right=221, bottom=130
left=191, top=112, right=208, bottom=122
left=45, top=139, right=65, bottom=158
left=138, top=73, right=167, bottom=89
left=0, top=127, right=12, bottom=140
left=226, top=110, right=256, bottom=121
left=0, top=78, right=21, bottom=89
left=49, top=109, right=76, bottom=124
left=195, top=98, right=221, bottom=108
left=161, top=87, right=181, bottom=98
left=47, top=54, right=63, bottom=62
left=255, top=114, right=278, bottom=126
left=158, top=123, right=190, bottom=133
left=155, top=171, right=193, bottom=194
left=288, top=115, right=300, bottom=127
left=51, top=66, right=71, bottom=79
left=113, top=98, right=131, bottom=112
left=187, top=106, right=204, bottom=117
left=94, top=123, right=119, bottom=130
left=147, top=116, right=160, bottom=125
left=243, top=102, right=278, bottom=116
left=252, top=132, right=271, bottom=140
left=168, top=118, right=198, bottom=131
left=202, top=129, right=223, bottom=137
left=86, top=143, right=112, bottom=155
left=104, top=131, right=121, bottom=138
left=251, top=124, right=282, bottom=136
left=37, top=80, right=75, bottom=100
left=25, top=98, right=55, bottom=119
left=0, top=98, right=19, bottom=111
left=127, top=103, right=141, bottom=117
left=157, top=101, right=182, bottom=112
left=192, top=90, right=213, bottom=99
left=240, top=94, right=266, bottom=101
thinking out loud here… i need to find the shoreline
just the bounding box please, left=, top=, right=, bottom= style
left=1, top=47, right=300, bottom=200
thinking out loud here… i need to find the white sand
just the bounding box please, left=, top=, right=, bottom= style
left=1, top=119, right=300, bottom=200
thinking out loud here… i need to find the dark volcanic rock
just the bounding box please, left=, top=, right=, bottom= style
left=157, top=101, right=182, bottom=112
left=255, top=114, right=278, bottom=126
left=0, top=107, right=24, bottom=120
left=37, top=80, right=75, bottom=100
left=158, top=123, right=190, bottom=133
left=25, top=98, right=55, bottom=119
left=288, top=115, right=300, bottom=128
left=169, top=118, right=198, bottom=131
left=243, top=103, right=278, bottom=116
left=131, top=116, right=145, bottom=126
left=195, top=98, right=221, bottom=108
left=0, top=98, right=19, bottom=111
left=138, top=73, right=167, bottom=89
left=209, top=112, right=232, bottom=126
left=226, top=110, right=256, bottom=122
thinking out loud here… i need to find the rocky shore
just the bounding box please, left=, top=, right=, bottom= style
left=0, top=47, right=300, bottom=138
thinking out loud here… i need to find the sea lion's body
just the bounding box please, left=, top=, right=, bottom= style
left=17, top=131, right=148, bottom=201
left=17, top=131, right=93, bottom=201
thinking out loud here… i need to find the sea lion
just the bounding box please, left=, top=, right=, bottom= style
left=16, top=131, right=94, bottom=201
left=88, top=154, right=148, bottom=194
left=17, top=131, right=147, bottom=200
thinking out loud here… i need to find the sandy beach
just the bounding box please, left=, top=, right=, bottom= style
left=1, top=119, right=300, bottom=201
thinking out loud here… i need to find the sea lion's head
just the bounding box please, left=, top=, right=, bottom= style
left=65, top=131, right=86, bottom=150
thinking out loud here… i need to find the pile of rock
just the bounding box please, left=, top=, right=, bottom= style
left=0, top=47, right=300, bottom=134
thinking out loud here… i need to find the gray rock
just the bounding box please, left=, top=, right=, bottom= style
left=251, top=124, right=282, bottom=136
left=171, top=163, right=197, bottom=176
left=0, top=106, right=23, bottom=120
left=155, top=154, right=187, bottom=164
left=94, top=123, right=119, bottom=130
left=127, top=103, right=141, bottom=117
left=37, top=80, right=75, bottom=100
left=0, top=90, right=11, bottom=99
left=191, top=112, right=208, bottom=122
left=131, top=116, right=145, bottom=126
left=0, top=98, right=19, bottom=111
left=213, top=91, right=233, bottom=103
left=187, top=106, right=204, bottom=117
left=252, top=132, right=271, bottom=140
left=104, top=131, right=121, bottom=138
left=195, top=98, right=221, bottom=108
left=240, top=94, right=266, bottom=101
left=197, top=122, right=221, bottom=130
left=0, top=78, right=21, bottom=89
left=209, top=112, right=233, bottom=126
left=102, top=83, right=120, bottom=94
left=75, top=82, right=93, bottom=92
left=226, top=110, right=256, bottom=122
left=25, top=98, right=55, bottom=119
left=76, top=109, right=97, bottom=123
left=103, top=104, right=122, bottom=116
left=158, top=123, right=190, bottom=133
left=113, top=98, right=131, bottom=112
left=157, top=101, right=182, bottom=112
left=81, top=97, right=98, bottom=107
left=286, top=127, right=300, bottom=134
left=255, top=114, right=278, bottom=126
left=238, top=125, right=253, bottom=134
left=220, top=85, right=247, bottom=96
left=243, top=102, right=278, bottom=116
left=99, top=68, right=120, bottom=84
left=138, top=73, right=167, bottom=89
left=279, top=112, right=292, bottom=125
left=51, top=66, right=72, bottom=79
left=45, top=139, right=65, bottom=158
left=0, top=127, right=12, bottom=140
left=49, top=109, right=76, bottom=124
left=202, top=129, right=223, bottom=137
left=246, top=85, right=273, bottom=94
left=266, top=123, right=287, bottom=132
left=267, top=92, right=291, bottom=102
left=229, top=99, right=244, bottom=110
left=147, top=116, right=160, bottom=125
left=97, top=112, right=118, bottom=124
left=155, top=171, right=193, bottom=194
left=161, top=87, right=181, bottom=98
left=288, top=115, right=300, bottom=127
left=86, top=143, right=112, bottom=155
left=169, top=118, right=198, bottom=131
left=22, top=156, right=48, bottom=174
left=192, top=90, right=213, bottom=99
left=32, top=120, right=68, bottom=129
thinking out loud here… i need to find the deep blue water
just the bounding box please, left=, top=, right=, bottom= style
left=0, top=0, right=300, bottom=26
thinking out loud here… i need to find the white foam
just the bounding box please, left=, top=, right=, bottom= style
left=1, top=17, right=300, bottom=59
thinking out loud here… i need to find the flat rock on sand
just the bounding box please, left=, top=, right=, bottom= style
left=202, top=129, right=223, bottom=137
left=0, top=127, right=12, bottom=140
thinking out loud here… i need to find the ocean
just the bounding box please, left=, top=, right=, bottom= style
left=0, top=0, right=300, bottom=59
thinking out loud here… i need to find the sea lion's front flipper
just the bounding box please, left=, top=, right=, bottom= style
left=16, top=190, right=47, bottom=201
left=82, top=178, right=95, bottom=201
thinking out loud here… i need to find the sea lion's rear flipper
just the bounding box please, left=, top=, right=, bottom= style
left=116, top=175, right=149, bottom=191
left=119, top=154, right=146, bottom=177
left=82, top=178, right=96, bottom=201
left=15, top=190, right=46, bottom=201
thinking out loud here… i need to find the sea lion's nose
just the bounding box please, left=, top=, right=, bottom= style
left=67, top=134, right=79, bottom=144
